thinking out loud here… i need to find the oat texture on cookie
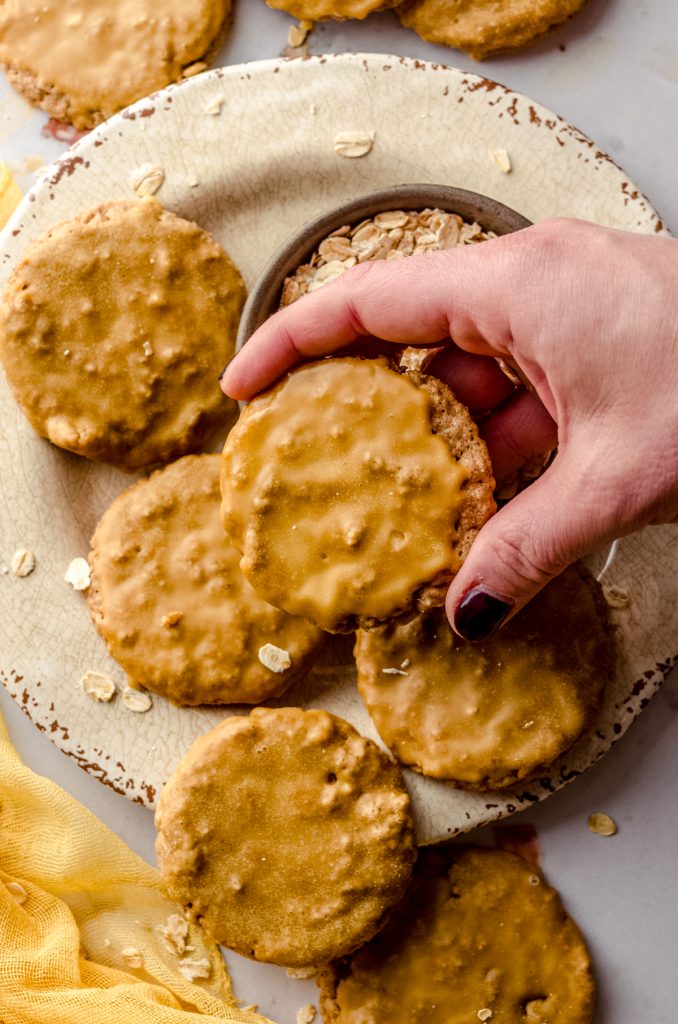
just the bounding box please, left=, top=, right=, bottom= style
left=88, top=455, right=324, bottom=705
left=221, top=358, right=494, bottom=633
left=266, top=0, right=397, bottom=21
left=155, top=707, right=416, bottom=966
left=0, top=198, right=246, bottom=471
left=0, top=0, right=231, bottom=129
left=397, top=0, right=587, bottom=60
left=355, top=563, right=615, bottom=790
left=319, top=845, right=595, bottom=1024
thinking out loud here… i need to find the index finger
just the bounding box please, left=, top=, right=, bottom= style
left=221, top=236, right=521, bottom=400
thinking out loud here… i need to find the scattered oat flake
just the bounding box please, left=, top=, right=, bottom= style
left=1, top=564, right=9, bottom=574
left=205, top=95, right=223, bottom=116
left=142, top=341, right=153, bottom=357
left=80, top=670, right=116, bottom=703
left=309, top=103, right=318, bottom=115
left=488, top=148, right=512, bottom=174
left=122, top=688, right=153, bottom=713
left=400, top=658, right=411, bottom=669
left=160, top=913, right=190, bottom=956
left=130, top=163, right=165, bottom=196
left=11, top=549, right=35, bottom=577
left=382, top=667, right=408, bottom=676
left=6, top=880, right=28, bottom=904
left=121, top=946, right=144, bottom=969
left=588, top=812, right=618, bottom=837
left=334, top=130, right=374, bottom=159
left=478, top=1011, right=493, bottom=1022
left=287, top=965, right=318, bottom=979
left=258, top=643, right=292, bottom=673
left=64, top=557, right=91, bottom=591
left=183, top=61, right=207, bottom=78
left=297, top=1006, right=317, bottom=1024
left=179, top=956, right=211, bottom=981
left=603, top=585, right=631, bottom=609
left=528, top=874, right=540, bottom=886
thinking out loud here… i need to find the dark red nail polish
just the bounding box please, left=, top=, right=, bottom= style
left=454, top=586, right=513, bottom=642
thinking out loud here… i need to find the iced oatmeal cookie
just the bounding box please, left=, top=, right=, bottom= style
left=155, top=707, right=416, bottom=966
left=220, top=357, right=495, bottom=633
left=88, top=455, right=325, bottom=706
left=0, top=198, right=245, bottom=470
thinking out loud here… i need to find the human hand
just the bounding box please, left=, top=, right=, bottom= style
left=222, top=219, right=678, bottom=641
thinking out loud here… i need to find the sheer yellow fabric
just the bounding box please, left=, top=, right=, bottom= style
left=0, top=711, right=272, bottom=1024
left=0, top=159, right=22, bottom=228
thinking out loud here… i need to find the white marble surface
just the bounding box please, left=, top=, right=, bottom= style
left=1, top=1, right=678, bottom=1021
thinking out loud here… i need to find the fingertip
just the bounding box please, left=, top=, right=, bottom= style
left=446, top=582, right=514, bottom=642
left=219, top=359, right=250, bottom=401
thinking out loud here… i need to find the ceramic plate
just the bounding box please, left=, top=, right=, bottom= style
left=1, top=54, right=676, bottom=843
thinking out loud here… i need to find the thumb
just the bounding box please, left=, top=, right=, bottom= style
left=446, top=458, right=610, bottom=641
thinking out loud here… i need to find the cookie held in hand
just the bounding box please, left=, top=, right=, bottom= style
left=220, top=357, right=495, bottom=633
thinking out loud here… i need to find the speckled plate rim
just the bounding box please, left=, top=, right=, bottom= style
left=1, top=53, right=676, bottom=844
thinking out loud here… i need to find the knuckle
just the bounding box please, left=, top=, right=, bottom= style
left=478, top=519, right=569, bottom=596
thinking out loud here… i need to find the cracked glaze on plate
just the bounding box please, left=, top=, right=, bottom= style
left=1, top=54, right=676, bottom=843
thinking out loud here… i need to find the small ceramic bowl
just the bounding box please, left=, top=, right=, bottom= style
left=236, top=183, right=531, bottom=351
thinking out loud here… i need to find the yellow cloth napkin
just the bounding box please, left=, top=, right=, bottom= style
left=0, top=710, right=273, bottom=1024
left=0, top=159, right=22, bottom=228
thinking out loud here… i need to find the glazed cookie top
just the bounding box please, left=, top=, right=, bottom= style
left=266, top=0, right=396, bottom=21
left=88, top=455, right=325, bottom=706
left=155, top=707, right=416, bottom=966
left=220, top=358, right=494, bottom=633
left=397, top=0, right=586, bottom=60
left=0, top=0, right=230, bottom=128
left=319, top=845, right=595, bottom=1024
left=0, top=198, right=245, bottom=470
left=355, top=564, right=614, bottom=789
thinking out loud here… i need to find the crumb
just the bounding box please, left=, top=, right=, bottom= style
left=80, top=669, right=117, bottom=702
left=205, top=95, right=223, bottom=116
left=297, top=1005, right=317, bottom=1024
left=159, top=913, right=190, bottom=956
left=287, top=965, right=318, bottom=979
left=161, top=610, right=183, bottom=628
left=64, top=556, right=91, bottom=591
left=178, top=956, right=211, bottom=981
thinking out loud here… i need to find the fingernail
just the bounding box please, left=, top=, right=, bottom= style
left=453, top=586, right=514, bottom=642
left=218, top=366, right=228, bottom=382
